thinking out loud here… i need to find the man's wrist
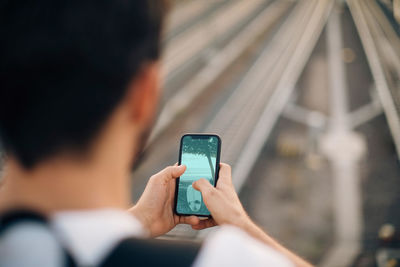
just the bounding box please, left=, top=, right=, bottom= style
left=238, top=218, right=313, bottom=266
left=233, top=213, right=254, bottom=231
left=234, top=216, right=275, bottom=246
left=129, top=206, right=152, bottom=236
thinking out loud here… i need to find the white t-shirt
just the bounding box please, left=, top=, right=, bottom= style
left=0, top=209, right=293, bottom=267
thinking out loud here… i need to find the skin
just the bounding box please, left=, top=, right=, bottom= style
left=0, top=62, right=312, bottom=267
left=130, top=164, right=200, bottom=237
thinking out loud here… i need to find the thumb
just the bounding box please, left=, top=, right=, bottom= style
left=160, top=165, right=186, bottom=182
left=192, top=178, right=216, bottom=198
left=172, top=164, right=186, bottom=177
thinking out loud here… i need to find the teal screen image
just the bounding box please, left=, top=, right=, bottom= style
left=176, top=135, right=219, bottom=215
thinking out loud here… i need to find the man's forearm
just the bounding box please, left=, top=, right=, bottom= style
left=242, top=220, right=313, bottom=267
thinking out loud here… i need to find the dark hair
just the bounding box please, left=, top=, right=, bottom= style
left=0, top=0, right=167, bottom=168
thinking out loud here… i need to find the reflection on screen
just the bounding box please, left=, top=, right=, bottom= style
left=177, top=135, right=218, bottom=215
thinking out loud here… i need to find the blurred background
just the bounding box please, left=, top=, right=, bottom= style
left=131, top=0, right=400, bottom=266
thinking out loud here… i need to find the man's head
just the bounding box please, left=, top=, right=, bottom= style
left=0, top=0, right=168, bottom=169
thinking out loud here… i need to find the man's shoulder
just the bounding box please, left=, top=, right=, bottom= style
left=194, top=226, right=294, bottom=267
left=52, top=209, right=201, bottom=266
left=0, top=211, right=67, bottom=267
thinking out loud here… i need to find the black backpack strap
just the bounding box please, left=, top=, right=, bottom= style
left=0, top=209, right=77, bottom=267
left=0, top=209, right=47, bottom=234
left=100, top=237, right=201, bottom=267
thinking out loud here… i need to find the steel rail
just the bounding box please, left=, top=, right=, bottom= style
left=348, top=0, right=400, bottom=159
left=192, top=0, right=334, bottom=241
left=363, top=0, right=400, bottom=78
left=205, top=0, right=312, bottom=135
left=163, top=0, right=318, bottom=240
left=232, top=0, right=333, bottom=192
left=148, top=0, right=292, bottom=145
left=205, top=0, right=315, bottom=162
left=162, top=0, right=267, bottom=84
left=165, top=1, right=218, bottom=39
left=319, top=5, right=365, bottom=267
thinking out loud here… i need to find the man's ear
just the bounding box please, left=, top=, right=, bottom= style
left=126, top=62, right=160, bottom=126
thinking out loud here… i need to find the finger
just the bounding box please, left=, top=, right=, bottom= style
left=177, top=215, right=200, bottom=226
left=192, top=178, right=216, bottom=199
left=191, top=218, right=217, bottom=230
left=217, top=163, right=232, bottom=185
left=157, top=165, right=186, bottom=182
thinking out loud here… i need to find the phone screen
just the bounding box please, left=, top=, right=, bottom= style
left=175, top=134, right=220, bottom=216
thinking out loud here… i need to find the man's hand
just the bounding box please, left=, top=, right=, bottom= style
left=193, top=163, right=313, bottom=267
left=191, top=163, right=252, bottom=230
left=130, top=165, right=200, bottom=237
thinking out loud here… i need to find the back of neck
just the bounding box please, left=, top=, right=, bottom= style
left=0, top=157, right=131, bottom=214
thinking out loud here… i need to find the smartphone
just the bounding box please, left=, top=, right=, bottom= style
left=175, top=134, right=221, bottom=216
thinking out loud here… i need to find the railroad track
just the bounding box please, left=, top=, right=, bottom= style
left=164, top=0, right=225, bottom=41
left=348, top=0, right=400, bottom=158
left=134, top=1, right=400, bottom=264
left=206, top=0, right=333, bottom=191
left=149, top=0, right=290, bottom=144
left=162, top=0, right=270, bottom=99
left=160, top=0, right=334, bottom=240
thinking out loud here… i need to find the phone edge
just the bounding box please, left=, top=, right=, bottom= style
left=174, top=133, right=222, bottom=217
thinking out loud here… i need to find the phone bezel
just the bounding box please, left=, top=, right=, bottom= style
left=174, top=133, right=222, bottom=217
